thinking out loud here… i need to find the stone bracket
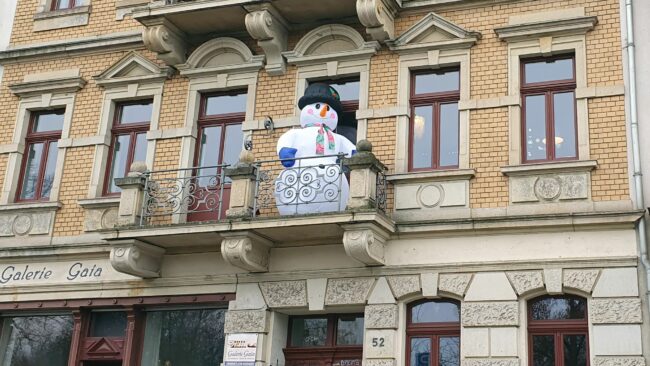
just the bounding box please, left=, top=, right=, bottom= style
left=221, top=231, right=274, bottom=272
left=142, top=18, right=189, bottom=66
left=342, top=223, right=390, bottom=266
left=109, top=239, right=165, bottom=278
left=244, top=5, right=288, bottom=75
left=356, top=0, right=400, bottom=42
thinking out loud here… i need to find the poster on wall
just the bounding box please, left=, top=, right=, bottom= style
left=224, top=333, right=257, bottom=366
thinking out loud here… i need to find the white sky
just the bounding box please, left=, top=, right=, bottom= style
left=0, top=0, right=18, bottom=50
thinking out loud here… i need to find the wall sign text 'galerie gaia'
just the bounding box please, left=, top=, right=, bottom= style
left=0, top=261, right=111, bottom=285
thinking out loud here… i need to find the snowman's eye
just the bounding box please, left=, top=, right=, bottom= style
left=315, top=103, right=321, bottom=109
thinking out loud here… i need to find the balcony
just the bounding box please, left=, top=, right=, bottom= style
left=103, top=141, right=394, bottom=277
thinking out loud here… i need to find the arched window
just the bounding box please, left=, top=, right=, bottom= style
left=528, top=295, right=589, bottom=366
left=406, top=299, right=460, bottom=366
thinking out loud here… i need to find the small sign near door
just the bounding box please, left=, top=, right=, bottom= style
left=224, top=333, right=257, bottom=366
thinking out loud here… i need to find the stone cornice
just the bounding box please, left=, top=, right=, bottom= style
left=0, top=31, right=144, bottom=64
left=9, top=76, right=87, bottom=97
left=495, top=16, right=598, bottom=42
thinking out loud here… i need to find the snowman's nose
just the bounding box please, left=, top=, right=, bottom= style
left=319, top=104, right=328, bottom=118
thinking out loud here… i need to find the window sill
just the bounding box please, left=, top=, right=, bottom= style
left=0, top=201, right=62, bottom=212
left=33, top=6, right=91, bottom=32
left=387, top=169, right=475, bottom=183
left=500, top=160, right=597, bottom=176
left=78, top=196, right=121, bottom=209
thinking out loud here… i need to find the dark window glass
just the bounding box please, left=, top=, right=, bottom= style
left=141, top=309, right=226, bottom=366
left=196, top=125, right=223, bottom=187
left=412, top=105, right=434, bottom=170
left=524, top=94, right=547, bottom=161
left=19, top=142, right=44, bottom=200
left=41, top=141, right=58, bottom=199
left=414, top=71, right=460, bottom=95
left=89, top=312, right=127, bottom=337
left=439, top=103, right=459, bottom=167
left=336, top=316, right=364, bottom=345
left=1, top=315, right=73, bottom=366
left=530, top=297, right=586, bottom=321
left=411, top=301, right=460, bottom=323
left=553, top=92, right=577, bottom=159
left=410, top=337, right=431, bottom=366
left=532, top=335, right=555, bottom=366
left=204, top=94, right=248, bottom=116
left=107, top=134, right=131, bottom=193
left=438, top=337, right=460, bottom=366
left=119, top=102, right=154, bottom=124
left=290, top=318, right=327, bottom=347
left=33, top=111, right=64, bottom=132
left=524, top=58, right=574, bottom=84
left=563, top=335, right=587, bottom=366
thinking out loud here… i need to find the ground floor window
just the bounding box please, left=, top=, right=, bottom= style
left=406, top=299, right=460, bottom=366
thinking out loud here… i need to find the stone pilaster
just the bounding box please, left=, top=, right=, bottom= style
left=114, top=162, right=147, bottom=227
left=343, top=140, right=387, bottom=211
left=225, top=155, right=258, bottom=219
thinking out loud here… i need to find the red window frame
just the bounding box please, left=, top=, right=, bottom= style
left=520, top=54, right=578, bottom=163
left=406, top=299, right=460, bottom=366
left=527, top=295, right=589, bottom=366
left=50, top=0, right=76, bottom=11
left=103, top=100, right=152, bottom=196
left=15, top=110, right=64, bottom=202
left=408, top=69, right=460, bottom=172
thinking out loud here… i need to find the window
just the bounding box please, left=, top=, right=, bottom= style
left=104, top=100, right=152, bottom=195
left=0, top=315, right=73, bottom=366
left=406, top=299, right=460, bottom=366
left=314, top=78, right=360, bottom=143
left=188, top=91, right=246, bottom=222
left=409, top=69, right=460, bottom=171
left=521, top=55, right=577, bottom=163
left=16, top=110, right=64, bottom=202
left=50, top=0, right=76, bottom=10
left=528, top=295, right=588, bottom=366
left=285, top=314, right=364, bottom=366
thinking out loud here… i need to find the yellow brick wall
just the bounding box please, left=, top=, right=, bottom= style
left=53, top=146, right=94, bottom=236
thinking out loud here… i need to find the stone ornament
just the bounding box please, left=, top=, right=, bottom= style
left=563, top=269, right=600, bottom=293
left=461, top=302, right=519, bottom=327
left=534, top=176, right=562, bottom=201
left=543, top=268, right=563, bottom=294
left=100, top=207, right=118, bottom=230
left=221, top=232, right=273, bottom=272
left=592, top=357, right=646, bottom=366
left=590, top=299, right=642, bottom=324
left=244, top=6, right=288, bottom=75
left=325, top=277, right=375, bottom=305
left=342, top=226, right=388, bottom=266
left=259, top=281, right=307, bottom=308
left=109, top=240, right=165, bottom=278
left=506, top=271, right=544, bottom=295
left=12, top=214, right=33, bottom=236
left=365, top=304, right=398, bottom=329
left=439, top=273, right=473, bottom=297
left=142, top=20, right=188, bottom=66
left=224, top=310, right=268, bottom=334
left=387, top=275, right=421, bottom=299
left=417, top=184, right=444, bottom=208
left=356, top=0, right=399, bottom=42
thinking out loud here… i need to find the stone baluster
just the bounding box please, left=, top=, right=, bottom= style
left=225, top=150, right=258, bottom=219
left=343, top=140, right=387, bottom=210
left=114, top=161, right=148, bottom=227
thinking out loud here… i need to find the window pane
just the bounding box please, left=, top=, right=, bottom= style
left=336, top=111, right=357, bottom=143
left=197, top=126, right=222, bottom=187
left=563, top=335, right=587, bottom=366
left=53, top=0, right=74, bottom=10
left=33, top=111, right=64, bottom=132
left=439, top=337, right=460, bottom=366
left=411, top=301, right=459, bottom=323
left=439, top=102, right=459, bottom=167
left=553, top=92, right=577, bottom=159
left=141, top=309, right=226, bottom=366
left=412, top=105, right=433, bottom=169
left=223, top=124, right=243, bottom=167
left=133, top=132, right=148, bottom=164
left=410, top=337, right=431, bottom=366
left=119, top=102, right=153, bottom=125
left=524, top=58, right=574, bottom=84
left=290, top=318, right=327, bottom=347
left=326, top=80, right=360, bottom=102
left=20, top=143, right=44, bottom=200
left=414, top=71, right=459, bottom=94
left=204, top=93, right=247, bottom=116
left=1, top=315, right=73, bottom=366
left=41, top=141, right=58, bottom=199
left=107, top=134, right=132, bottom=193
left=532, top=335, right=555, bottom=366
left=524, top=94, right=547, bottom=161
left=530, top=297, right=586, bottom=320
left=336, top=316, right=363, bottom=345
left=89, top=312, right=127, bottom=337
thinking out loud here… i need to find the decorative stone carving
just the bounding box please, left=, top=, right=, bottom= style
left=509, top=172, right=590, bottom=203
left=387, top=12, right=481, bottom=52
left=109, top=239, right=165, bottom=278
left=224, top=310, right=268, bottom=334
left=506, top=271, right=544, bottom=295
left=100, top=208, right=118, bottom=229
left=142, top=19, right=188, bottom=66
left=593, top=357, right=646, bottom=366
left=461, top=302, right=519, bottom=327
left=439, top=273, right=472, bottom=297
left=365, top=304, right=398, bottom=329
left=244, top=5, right=288, bottom=75
left=534, top=176, right=562, bottom=201
left=325, top=277, right=375, bottom=305
left=356, top=0, right=399, bottom=42
left=563, top=269, right=600, bottom=293
left=259, top=281, right=307, bottom=308
left=0, top=206, right=58, bottom=237
left=590, top=299, right=642, bottom=324
left=543, top=268, right=563, bottom=294
left=394, top=180, right=469, bottom=211
left=366, top=360, right=395, bottom=366
left=387, top=275, right=420, bottom=299
left=342, top=225, right=389, bottom=266
left=12, top=215, right=32, bottom=236
left=461, top=360, right=520, bottom=366
left=221, top=232, right=273, bottom=272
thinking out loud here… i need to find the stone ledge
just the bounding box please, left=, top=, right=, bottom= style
left=0, top=201, right=62, bottom=212
left=494, top=16, right=597, bottom=41
left=501, top=160, right=597, bottom=176
left=33, top=6, right=91, bottom=32
left=78, top=197, right=121, bottom=209
left=34, top=5, right=90, bottom=20
left=388, top=169, right=475, bottom=183
left=9, top=76, right=87, bottom=97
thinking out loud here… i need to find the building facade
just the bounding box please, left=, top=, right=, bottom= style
left=0, top=0, right=647, bottom=365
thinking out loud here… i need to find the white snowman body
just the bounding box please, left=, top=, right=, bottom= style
left=274, top=102, right=356, bottom=215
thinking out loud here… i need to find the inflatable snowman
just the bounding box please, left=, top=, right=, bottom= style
left=274, top=83, right=356, bottom=215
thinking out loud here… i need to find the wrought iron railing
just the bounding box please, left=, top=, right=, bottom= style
left=253, top=154, right=346, bottom=217
left=140, top=165, right=228, bottom=225
left=376, top=169, right=388, bottom=213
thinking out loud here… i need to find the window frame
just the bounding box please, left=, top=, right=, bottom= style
left=102, top=99, right=153, bottom=197
left=286, top=313, right=364, bottom=349
left=50, top=0, right=76, bottom=11
left=519, top=54, right=578, bottom=164
left=405, top=299, right=461, bottom=366
left=408, top=68, right=461, bottom=172
left=527, top=295, right=590, bottom=366
left=15, top=110, right=64, bottom=202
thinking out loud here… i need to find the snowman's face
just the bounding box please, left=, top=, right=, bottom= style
left=300, top=102, right=338, bottom=130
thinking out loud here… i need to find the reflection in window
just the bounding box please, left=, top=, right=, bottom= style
left=290, top=318, right=328, bottom=347
left=89, top=312, right=127, bottom=337
left=530, top=297, right=586, bottom=320
left=407, top=300, right=460, bottom=366
left=336, top=316, right=364, bottom=345
left=0, top=315, right=73, bottom=366
left=411, top=300, right=460, bottom=323
left=141, top=309, right=226, bottom=366
left=288, top=314, right=364, bottom=348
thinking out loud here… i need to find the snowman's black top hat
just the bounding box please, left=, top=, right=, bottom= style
left=298, top=83, right=343, bottom=115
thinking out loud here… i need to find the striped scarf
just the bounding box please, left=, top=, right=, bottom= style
left=305, top=123, right=335, bottom=155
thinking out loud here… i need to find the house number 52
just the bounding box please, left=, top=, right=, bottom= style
left=372, top=337, right=385, bottom=347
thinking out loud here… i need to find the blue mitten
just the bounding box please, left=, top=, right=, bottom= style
left=279, top=147, right=298, bottom=168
